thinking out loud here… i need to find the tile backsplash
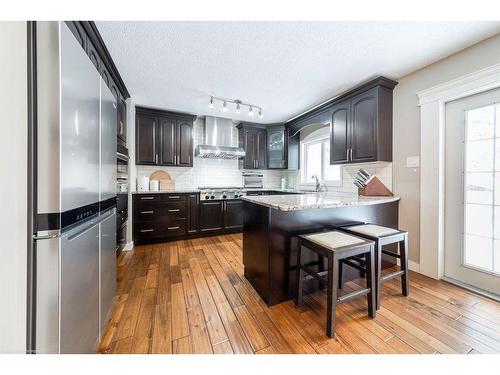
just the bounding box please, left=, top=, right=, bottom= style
left=133, top=118, right=392, bottom=192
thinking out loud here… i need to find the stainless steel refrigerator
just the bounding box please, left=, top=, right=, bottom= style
left=32, top=22, right=117, bottom=354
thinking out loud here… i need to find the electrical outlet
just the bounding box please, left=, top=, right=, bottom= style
left=406, top=156, right=420, bottom=168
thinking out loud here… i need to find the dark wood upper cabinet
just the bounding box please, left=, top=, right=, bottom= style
left=283, top=76, right=396, bottom=166
left=329, top=84, right=394, bottom=165
left=158, top=117, right=176, bottom=166
left=350, top=89, right=377, bottom=163
left=255, top=129, right=267, bottom=169
left=135, top=107, right=195, bottom=167
left=200, top=201, right=224, bottom=232
left=135, top=114, right=157, bottom=165
left=237, top=124, right=267, bottom=169
left=330, top=101, right=350, bottom=164
left=177, top=120, right=193, bottom=167
left=243, top=129, right=256, bottom=169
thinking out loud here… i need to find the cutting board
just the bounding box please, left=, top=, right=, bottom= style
left=149, top=170, right=175, bottom=191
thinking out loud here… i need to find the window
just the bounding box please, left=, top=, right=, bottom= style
left=463, top=103, right=500, bottom=274
left=301, top=136, right=342, bottom=186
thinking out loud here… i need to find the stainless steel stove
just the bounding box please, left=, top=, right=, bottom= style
left=198, top=186, right=246, bottom=200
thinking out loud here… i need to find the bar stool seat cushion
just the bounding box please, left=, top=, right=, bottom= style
left=344, top=224, right=400, bottom=238
left=302, top=231, right=366, bottom=251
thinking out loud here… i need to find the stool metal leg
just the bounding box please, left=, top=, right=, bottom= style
left=375, top=240, right=382, bottom=310
left=338, top=260, right=343, bottom=290
left=365, top=245, right=376, bottom=318
left=295, top=243, right=304, bottom=306
left=326, top=254, right=339, bottom=338
left=400, top=234, right=409, bottom=297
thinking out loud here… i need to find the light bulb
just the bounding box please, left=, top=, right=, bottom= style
left=222, top=101, right=228, bottom=112
left=235, top=103, right=241, bottom=114
left=258, top=109, right=263, bottom=118
left=208, top=96, right=214, bottom=109
left=248, top=106, right=254, bottom=117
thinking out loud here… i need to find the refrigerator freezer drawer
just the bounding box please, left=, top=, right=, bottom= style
left=60, top=222, right=100, bottom=353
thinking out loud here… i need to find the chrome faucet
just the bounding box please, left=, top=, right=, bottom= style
left=312, top=174, right=321, bottom=192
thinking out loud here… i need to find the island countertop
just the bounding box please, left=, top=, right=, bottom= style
left=240, top=191, right=400, bottom=211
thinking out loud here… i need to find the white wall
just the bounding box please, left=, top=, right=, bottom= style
left=393, top=32, right=500, bottom=263
left=0, top=21, right=27, bottom=353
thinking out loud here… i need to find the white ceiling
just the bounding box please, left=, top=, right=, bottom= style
left=96, top=21, right=500, bottom=123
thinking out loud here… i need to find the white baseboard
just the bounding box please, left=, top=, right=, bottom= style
left=396, top=259, right=420, bottom=273
left=123, top=241, right=134, bottom=251
left=408, top=260, right=420, bottom=272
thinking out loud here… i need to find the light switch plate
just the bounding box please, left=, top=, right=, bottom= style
left=406, top=156, right=420, bottom=168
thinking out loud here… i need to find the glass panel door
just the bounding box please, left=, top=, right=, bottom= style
left=445, top=89, right=500, bottom=296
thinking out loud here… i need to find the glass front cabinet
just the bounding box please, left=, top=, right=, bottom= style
left=267, top=126, right=286, bottom=169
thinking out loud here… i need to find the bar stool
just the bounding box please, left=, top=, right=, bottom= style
left=338, top=224, right=409, bottom=310
left=295, top=231, right=376, bottom=338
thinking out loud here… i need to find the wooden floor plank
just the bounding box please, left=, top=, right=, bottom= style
left=151, top=303, right=172, bottom=354
left=102, top=234, right=500, bottom=354
left=172, top=336, right=192, bottom=354
left=189, top=257, right=229, bottom=346
left=171, top=283, right=190, bottom=340
left=131, top=287, right=157, bottom=353
left=213, top=340, right=234, bottom=354
left=187, top=305, right=214, bottom=354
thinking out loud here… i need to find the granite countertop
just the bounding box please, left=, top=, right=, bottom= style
left=240, top=191, right=400, bottom=211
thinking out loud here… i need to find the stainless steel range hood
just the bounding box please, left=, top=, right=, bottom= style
left=195, top=116, right=245, bottom=159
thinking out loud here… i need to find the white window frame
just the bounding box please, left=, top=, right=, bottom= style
left=300, top=135, right=342, bottom=187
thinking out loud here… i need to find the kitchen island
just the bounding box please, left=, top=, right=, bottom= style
left=241, top=192, right=400, bottom=306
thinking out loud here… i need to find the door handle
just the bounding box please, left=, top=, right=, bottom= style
left=140, top=229, right=154, bottom=233
left=141, top=210, right=154, bottom=214
left=155, top=154, right=158, bottom=164
left=346, top=149, right=349, bottom=161
left=168, top=209, right=180, bottom=212
left=350, top=148, right=353, bottom=161
left=141, top=197, right=154, bottom=200
left=168, top=196, right=181, bottom=199
left=168, top=226, right=180, bottom=230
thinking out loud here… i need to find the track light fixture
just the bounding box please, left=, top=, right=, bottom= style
left=208, top=95, right=263, bottom=119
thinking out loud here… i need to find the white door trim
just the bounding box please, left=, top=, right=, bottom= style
left=417, top=63, right=500, bottom=279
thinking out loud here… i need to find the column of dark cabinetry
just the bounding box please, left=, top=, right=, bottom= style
left=135, top=107, right=195, bottom=167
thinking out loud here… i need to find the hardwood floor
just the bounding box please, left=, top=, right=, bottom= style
left=99, top=234, right=500, bottom=354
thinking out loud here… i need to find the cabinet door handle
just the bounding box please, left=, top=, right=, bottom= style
left=168, top=226, right=180, bottom=230
left=168, top=209, right=180, bottom=212
left=155, top=154, right=158, bottom=164
left=141, top=197, right=154, bottom=200
left=350, top=148, right=353, bottom=161
left=141, top=210, right=154, bottom=214
left=140, top=229, right=154, bottom=233
left=346, top=149, right=349, bottom=161
left=169, top=196, right=181, bottom=199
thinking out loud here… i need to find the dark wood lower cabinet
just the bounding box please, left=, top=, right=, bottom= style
left=200, top=201, right=224, bottom=233
left=223, top=200, right=244, bottom=230
left=133, top=193, right=243, bottom=244
left=187, top=194, right=199, bottom=234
